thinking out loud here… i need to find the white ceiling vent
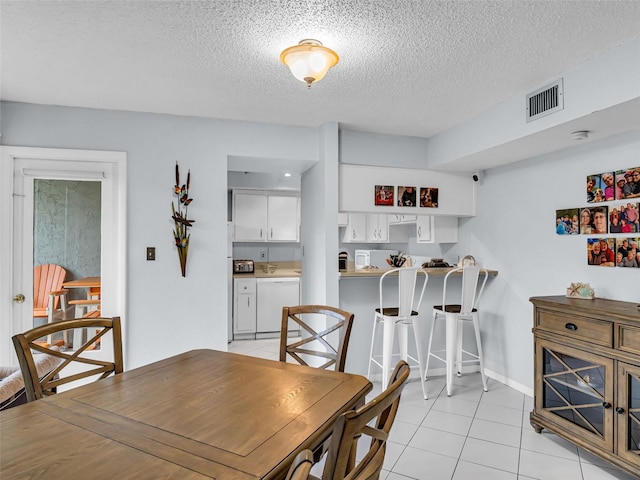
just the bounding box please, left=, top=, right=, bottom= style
left=526, top=79, right=563, bottom=123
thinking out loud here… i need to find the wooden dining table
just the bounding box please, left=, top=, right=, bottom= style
left=0, top=349, right=372, bottom=479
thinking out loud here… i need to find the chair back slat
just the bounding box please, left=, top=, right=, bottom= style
left=12, top=317, right=123, bottom=402
left=33, top=264, right=67, bottom=310
left=280, top=305, right=355, bottom=372
left=322, top=361, right=410, bottom=480
left=460, top=266, right=480, bottom=313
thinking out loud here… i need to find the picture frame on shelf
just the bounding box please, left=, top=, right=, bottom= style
left=419, top=187, right=438, bottom=208
left=374, top=185, right=394, bottom=206
left=397, top=186, right=417, bottom=207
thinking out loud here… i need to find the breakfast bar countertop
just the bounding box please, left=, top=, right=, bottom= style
left=339, top=266, right=498, bottom=278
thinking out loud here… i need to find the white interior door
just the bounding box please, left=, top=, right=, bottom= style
left=0, top=146, right=126, bottom=368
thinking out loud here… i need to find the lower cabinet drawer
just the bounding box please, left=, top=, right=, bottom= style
left=536, top=309, right=613, bottom=347
left=618, top=324, right=640, bottom=355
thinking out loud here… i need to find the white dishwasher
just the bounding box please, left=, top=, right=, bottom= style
left=256, top=277, right=300, bottom=336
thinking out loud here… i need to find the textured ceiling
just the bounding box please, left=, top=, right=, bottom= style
left=1, top=0, right=640, bottom=141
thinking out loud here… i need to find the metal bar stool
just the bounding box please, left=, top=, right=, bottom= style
left=367, top=267, right=428, bottom=399
left=425, top=264, right=489, bottom=397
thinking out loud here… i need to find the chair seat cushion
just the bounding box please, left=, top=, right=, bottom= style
left=375, top=307, right=419, bottom=317
left=434, top=305, right=478, bottom=313
left=0, top=349, right=61, bottom=410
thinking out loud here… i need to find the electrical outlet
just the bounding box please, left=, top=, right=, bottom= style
left=259, top=251, right=266, bottom=260
left=147, top=247, right=156, bottom=261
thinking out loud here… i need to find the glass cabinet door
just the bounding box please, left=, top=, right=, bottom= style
left=617, top=362, right=640, bottom=469
left=536, top=339, right=614, bottom=450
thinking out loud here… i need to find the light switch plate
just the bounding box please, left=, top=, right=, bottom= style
left=147, top=247, right=156, bottom=261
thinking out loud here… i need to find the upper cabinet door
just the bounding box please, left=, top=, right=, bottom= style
left=342, top=213, right=366, bottom=242
left=234, top=193, right=267, bottom=241
left=365, top=214, right=389, bottom=243
left=416, top=215, right=458, bottom=243
left=416, top=216, right=433, bottom=243
left=268, top=195, right=299, bottom=241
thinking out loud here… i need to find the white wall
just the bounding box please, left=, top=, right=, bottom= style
left=0, top=101, right=318, bottom=369
left=340, top=129, right=429, bottom=168
left=457, top=131, right=640, bottom=388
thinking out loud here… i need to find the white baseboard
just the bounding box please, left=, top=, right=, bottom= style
left=484, top=367, right=533, bottom=397
left=368, top=363, right=533, bottom=398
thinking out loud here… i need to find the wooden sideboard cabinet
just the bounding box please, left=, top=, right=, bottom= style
left=530, top=296, right=640, bottom=477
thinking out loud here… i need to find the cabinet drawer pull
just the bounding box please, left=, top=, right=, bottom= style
left=603, top=402, right=612, bottom=409
left=616, top=407, right=625, bottom=414
left=565, top=323, right=578, bottom=331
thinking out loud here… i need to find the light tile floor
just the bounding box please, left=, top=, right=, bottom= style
left=228, top=339, right=638, bottom=480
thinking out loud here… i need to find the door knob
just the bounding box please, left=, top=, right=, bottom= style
left=13, top=293, right=26, bottom=303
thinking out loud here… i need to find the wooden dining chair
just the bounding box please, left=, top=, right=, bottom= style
left=12, top=317, right=123, bottom=402
left=280, top=305, right=355, bottom=372
left=284, top=361, right=410, bottom=480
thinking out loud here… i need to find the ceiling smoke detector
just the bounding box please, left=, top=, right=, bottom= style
left=571, top=131, right=589, bottom=141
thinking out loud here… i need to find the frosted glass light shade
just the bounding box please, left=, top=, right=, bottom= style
left=280, top=39, right=339, bottom=88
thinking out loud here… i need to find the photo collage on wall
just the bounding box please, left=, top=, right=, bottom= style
left=375, top=185, right=439, bottom=208
left=556, top=165, right=640, bottom=268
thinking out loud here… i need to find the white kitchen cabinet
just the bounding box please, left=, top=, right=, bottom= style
left=256, top=277, right=300, bottom=336
left=342, top=213, right=367, bottom=243
left=416, top=215, right=458, bottom=243
left=366, top=213, right=389, bottom=243
left=388, top=214, right=417, bottom=224
left=233, top=277, right=256, bottom=337
left=234, top=193, right=267, bottom=241
left=233, top=191, right=299, bottom=242
left=267, top=195, right=299, bottom=241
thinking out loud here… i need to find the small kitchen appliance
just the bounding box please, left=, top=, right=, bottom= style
left=339, top=251, right=348, bottom=271
left=354, top=249, right=398, bottom=270
left=233, top=259, right=255, bottom=273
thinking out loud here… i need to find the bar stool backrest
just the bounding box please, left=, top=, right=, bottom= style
left=443, top=266, right=488, bottom=314
left=379, top=267, right=428, bottom=318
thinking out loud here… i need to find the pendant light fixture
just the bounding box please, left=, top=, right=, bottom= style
left=280, top=39, right=339, bottom=88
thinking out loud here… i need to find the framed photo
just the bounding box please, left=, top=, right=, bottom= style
left=610, top=202, right=639, bottom=233
left=586, top=172, right=614, bottom=203
left=579, top=207, right=594, bottom=234
left=397, top=186, right=417, bottom=207
left=374, top=185, right=394, bottom=206
left=419, top=187, right=438, bottom=208
left=616, top=237, right=640, bottom=267
left=555, top=208, right=579, bottom=235
left=590, top=205, right=608, bottom=234
left=586, top=237, right=615, bottom=267
left=615, top=168, right=640, bottom=200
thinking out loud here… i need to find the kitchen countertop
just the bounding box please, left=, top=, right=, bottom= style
left=233, top=261, right=301, bottom=279
left=339, top=266, right=498, bottom=278
left=234, top=262, right=498, bottom=279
